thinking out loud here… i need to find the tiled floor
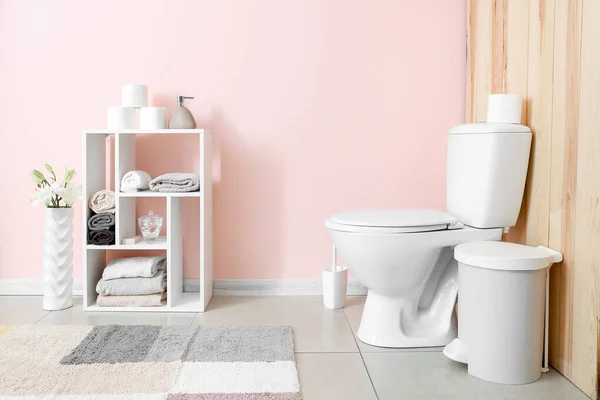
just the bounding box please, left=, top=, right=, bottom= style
left=0, top=295, right=590, bottom=400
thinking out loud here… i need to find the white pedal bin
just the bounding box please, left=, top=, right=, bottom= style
left=443, top=241, right=562, bottom=385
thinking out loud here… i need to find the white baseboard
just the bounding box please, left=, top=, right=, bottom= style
left=0, top=279, right=83, bottom=296
left=0, top=278, right=366, bottom=296
left=185, top=279, right=367, bottom=296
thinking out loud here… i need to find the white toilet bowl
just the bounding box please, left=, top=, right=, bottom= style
left=326, top=209, right=502, bottom=348
left=327, top=100, right=533, bottom=348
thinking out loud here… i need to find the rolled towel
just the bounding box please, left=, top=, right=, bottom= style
left=121, top=170, right=152, bottom=192
left=102, top=256, right=166, bottom=280
left=97, top=292, right=166, bottom=307
left=87, top=212, right=115, bottom=232
left=149, top=173, right=200, bottom=193
left=96, top=270, right=167, bottom=296
left=88, top=230, right=115, bottom=246
left=88, top=190, right=115, bottom=214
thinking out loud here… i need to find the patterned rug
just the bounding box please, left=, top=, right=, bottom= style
left=0, top=324, right=301, bottom=399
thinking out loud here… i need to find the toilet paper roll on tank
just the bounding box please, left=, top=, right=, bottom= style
left=487, top=94, right=522, bottom=124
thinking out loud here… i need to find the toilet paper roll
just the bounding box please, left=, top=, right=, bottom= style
left=487, top=94, right=522, bottom=124
left=122, top=84, right=148, bottom=107
left=140, top=107, right=167, bottom=129
left=107, top=107, right=136, bottom=129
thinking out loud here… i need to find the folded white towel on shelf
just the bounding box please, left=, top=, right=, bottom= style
left=96, top=270, right=167, bottom=296
left=97, top=292, right=166, bottom=307
left=88, top=190, right=115, bottom=214
left=102, top=256, right=166, bottom=280
left=120, top=170, right=152, bottom=192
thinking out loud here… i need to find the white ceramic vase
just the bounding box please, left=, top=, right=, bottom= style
left=43, top=208, right=74, bottom=311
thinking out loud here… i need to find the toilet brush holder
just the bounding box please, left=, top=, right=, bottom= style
left=322, top=265, right=348, bottom=310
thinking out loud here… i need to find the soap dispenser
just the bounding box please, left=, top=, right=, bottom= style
left=168, top=96, right=197, bottom=129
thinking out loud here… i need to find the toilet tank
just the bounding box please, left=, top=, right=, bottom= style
left=446, top=123, right=532, bottom=228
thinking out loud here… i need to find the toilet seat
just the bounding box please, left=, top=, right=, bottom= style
left=325, top=209, right=462, bottom=234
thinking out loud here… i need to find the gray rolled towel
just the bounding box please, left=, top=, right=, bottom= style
left=88, top=230, right=115, bottom=245
left=88, top=212, right=115, bottom=231
left=149, top=173, right=200, bottom=193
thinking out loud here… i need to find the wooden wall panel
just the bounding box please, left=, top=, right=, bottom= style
left=523, top=0, right=554, bottom=247
left=572, top=0, right=600, bottom=395
left=466, top=0, right=494, bottom=123
left=467, top=0, right=599, bottom=398
left=548, top=0, right=582, bottom=377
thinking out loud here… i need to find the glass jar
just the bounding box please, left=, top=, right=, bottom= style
left=138, top=210, right=163, bottom=243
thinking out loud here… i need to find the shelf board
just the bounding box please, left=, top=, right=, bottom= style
left=85, top=129, right=207, bottom=135
left=87, top=236, right=167, bottom=250
left=119, top=190, right=201, bottom=198
left=84, top=303, right=170, bottom=312
left=170, top=292, right=205, bottom=312
left=84, top=293, right=204, bottom=313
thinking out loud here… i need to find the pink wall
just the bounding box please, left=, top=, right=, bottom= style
left=0, top=0, right=466, bottom=279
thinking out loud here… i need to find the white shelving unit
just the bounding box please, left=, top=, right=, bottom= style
left=82, top=129, right=213, bottom=312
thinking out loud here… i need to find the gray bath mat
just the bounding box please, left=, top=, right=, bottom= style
left=0, top=324, right=302, bottom=398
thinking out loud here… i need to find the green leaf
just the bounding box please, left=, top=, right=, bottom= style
left=64, top=169, right=76, bottom=183
left=31, top=170, right=45, bottom=184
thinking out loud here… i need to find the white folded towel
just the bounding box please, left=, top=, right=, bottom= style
left=102, top=256, right=166, bottom=280
left=97, top=292, right=166, bottom=307
left=96, top=271, right=167, bottom=296
left=121, top=170, right=152, bottom=192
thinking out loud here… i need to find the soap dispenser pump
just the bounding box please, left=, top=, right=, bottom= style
left=168, top=96, right=197, bottom=129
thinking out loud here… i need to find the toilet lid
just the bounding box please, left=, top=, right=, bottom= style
left=454, top=241, right=563, bottom=271
left=325, top=209, right=460, bottom=234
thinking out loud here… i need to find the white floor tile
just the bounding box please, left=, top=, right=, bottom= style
left=2, top=295, right=591, bottom=399
left=363, top=351, right=589, bottom=400
left=296, top=353, right=377, bottom=400
left=0, top=296, right=49, bottom=324
left=344, top=296, right=444, bottom=353
left=193, top=296, right=358, bottom=353
left=37, top=297, right=196, bottom=326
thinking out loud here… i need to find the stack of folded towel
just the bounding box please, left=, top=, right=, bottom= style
left=96, top=256, right=167, bottom=307
left=87, top=190, right=115, bottom=245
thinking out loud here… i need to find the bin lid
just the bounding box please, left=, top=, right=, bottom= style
left=448, top=122, right=531, bottom=135
left=454, top=241, right=563, bottom=271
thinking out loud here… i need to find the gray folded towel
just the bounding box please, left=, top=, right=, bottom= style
left=96, top=270, right=167, bottom=296
left=88, top=230, right=115, bottom=245
left=149, top=173, right=200, bottom=192
left=87, top=212, right=115, bottom=231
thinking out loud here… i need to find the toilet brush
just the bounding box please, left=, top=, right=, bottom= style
left=332, top=245, right=337, bottom=273
left=323, top=245, right=348, bottom=309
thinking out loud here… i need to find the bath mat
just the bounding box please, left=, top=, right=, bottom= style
left=0, top=324, right=301, bottom=399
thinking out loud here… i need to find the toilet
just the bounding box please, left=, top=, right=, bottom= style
left=325, top=94, right=533, bottom=348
